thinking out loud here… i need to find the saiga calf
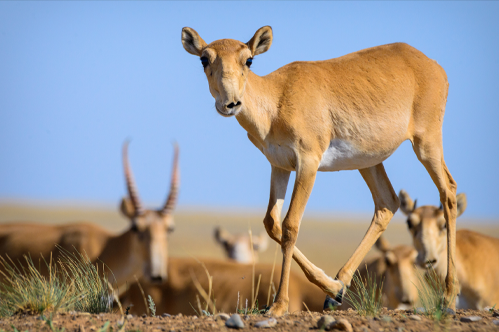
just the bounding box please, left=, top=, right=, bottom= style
left=181, top=26, right=458, bottom=315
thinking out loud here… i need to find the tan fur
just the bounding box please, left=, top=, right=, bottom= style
left=383, top=245, right=420, bottom=309
left=0, top=143, right=179, bottom=288
left=214, top=227, right=268, bottom=264
left=123, top=237, right=418, bottom=314
left=340, top=238, right=419, bottom=310
left=122, top=258, right=325, bottom=315
left=182, top=26, right=458, bottom=315
left=400, top=190, right=499, bottom=309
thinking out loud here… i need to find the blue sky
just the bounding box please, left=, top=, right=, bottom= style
left=0, top=2, right=498, bottom=218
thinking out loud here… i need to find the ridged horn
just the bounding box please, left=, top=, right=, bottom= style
left=161, top=143, right=180, bottom=215
left=123, top=141, right=144, bottom=216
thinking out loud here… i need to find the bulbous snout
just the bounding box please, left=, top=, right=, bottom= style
left=226, top=101, right=242, bottom=109
left=150, top=275, right=164, bottom=284
left=147, top=227, right=168, bottom=284
left=416, top=251, right=438, bottom=268
left=215, top=99, right=243, bottom=117
left=212, top=71, right=245, bottom=117
left=148, top=265, right=168, bottom=284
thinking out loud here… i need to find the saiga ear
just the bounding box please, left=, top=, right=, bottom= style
left=398, top=189, right=415, bottom=215
left=247, top=26, right=273, bottom=56
left=384, top=251, right=397, bottom=266
left=410, top=249, right=418, bottom=262
left=374, top=236, right=391, bottom=253
left=456, top=193, right=467, bottom=218
left=253, top=232, right=269, bottom=252
left=181, top=27, right=207, bottom=56
left=214, top=227, right=232, bottom=245
left=120, top=197, right=136, bottom=219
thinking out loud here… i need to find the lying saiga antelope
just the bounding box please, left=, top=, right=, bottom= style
left=340, top=237, right=419, bottom=310
left=122, top=258, right=325, bottom=315
left=123, top=237, right=418, bottom=314
left=0, top=142, right=179, bottom=289
left=214, top=227, right=268, bottom=264
left=181, top=26, right=459, bottom=314
left=399, top=190, right=499, bottom=309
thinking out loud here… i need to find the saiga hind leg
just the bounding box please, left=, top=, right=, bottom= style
left=412, top=137, right=458, bottom=309
left=328, top=163, right=400, bottom=309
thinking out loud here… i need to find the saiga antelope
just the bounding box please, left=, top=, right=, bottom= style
left=122, top=258, right=325, bottom=315
left=340, top=237, right=419, bottom=310
left=181, top=26, right=459, bottom=315
left=214, top=227, right=268, bottom=264
left=124, top=237, right=418, bottom=314
left=0, top=142, right=179, bottom=289
left=374, top=237, right=419, bottom=310
left=399, top=190, right=499, bottom=309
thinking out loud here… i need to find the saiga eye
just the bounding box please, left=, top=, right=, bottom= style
left=200, top=57, right=209, bottom=68
left=246, top=58, right=253, bottom=68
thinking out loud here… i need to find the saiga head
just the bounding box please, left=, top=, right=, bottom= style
left=214, top=227, right=269, bottom=264
left=181, top=26, right=273, bottom=117
left=120, top=141, right=179, bottom=284
left=374, top=237, right=419, bottom=309
left=398, top=190, right=467, bottom=269
left=383, top=245, right=419, bottom=309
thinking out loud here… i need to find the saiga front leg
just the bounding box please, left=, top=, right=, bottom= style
left=267, top=157, right=336, bottom=316
left=264, top=166, right=344, bottom=315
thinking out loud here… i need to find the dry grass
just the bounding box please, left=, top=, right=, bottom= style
left=0, top=248, right=113, bottom=317
left=0, top=254, right=76, bottom=317
left=344, top=267, right=384, bottom=317
left=414, top=265, right=455, bottom=321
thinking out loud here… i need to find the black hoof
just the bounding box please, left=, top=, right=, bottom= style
left=323, top=288, right=344, bottom=311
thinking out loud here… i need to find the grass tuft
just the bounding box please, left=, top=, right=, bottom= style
left=414, top=265, right=454, bottom=321
left=57, top=247, right=113, bottom=314
left=0, top=247, right=113, bottom=318
left=344, top=267, right=384, bottom=317
left=0, top=254, right=77, bottom=317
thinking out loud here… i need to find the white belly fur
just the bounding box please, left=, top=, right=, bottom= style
left=318, top=139, right=389, bottom=172
left=263, top=139, right=393, bottom=172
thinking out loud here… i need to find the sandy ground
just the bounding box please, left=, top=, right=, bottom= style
left=1, top=309, right=499, bottom=332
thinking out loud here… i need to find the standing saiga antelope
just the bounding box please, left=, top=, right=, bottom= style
left=181, top=26, right=459, bottom=315
left=214, top=227, right=269, bottom=264
left=399, top=190, right=499, bottom=309
left=0, top=142, right=179, bottom=289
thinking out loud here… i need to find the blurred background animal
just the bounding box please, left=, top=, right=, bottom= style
left=122, top=257, right=325, bottom=315
left=214, top=227, right=268, bottom=264
left=0, top=142, right=180, bottom=292
left=339, top=236, right=419, bottom=310
left=400, top=190, right=499, bottom=309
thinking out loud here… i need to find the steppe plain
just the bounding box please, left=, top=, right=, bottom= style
left=1, top=203, right=499, bottom=331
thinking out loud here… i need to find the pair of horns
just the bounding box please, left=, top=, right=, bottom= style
left=123, top=141, right=180, bottom=216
